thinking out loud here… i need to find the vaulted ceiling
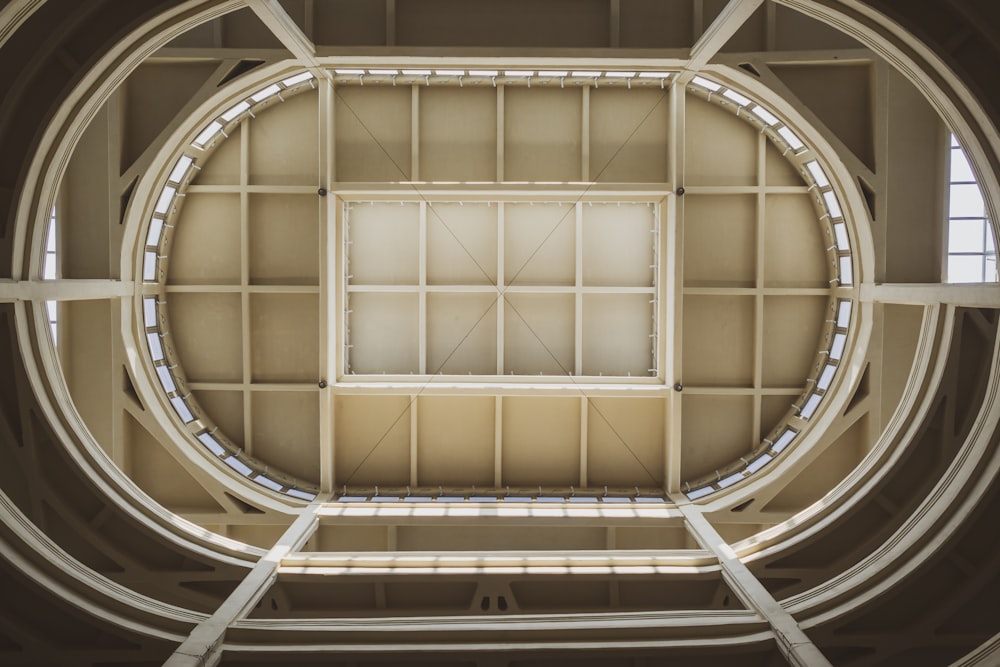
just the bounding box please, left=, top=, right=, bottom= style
left=0, top=1, right=999, bottom=665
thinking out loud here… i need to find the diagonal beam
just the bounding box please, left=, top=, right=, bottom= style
left=677, top=0, right=766, bottom=84
left=673, top=498, right=833, bottom=667
left=164, top=496, right=327, bottom=667
left=246, top=0, right=320, bottom=68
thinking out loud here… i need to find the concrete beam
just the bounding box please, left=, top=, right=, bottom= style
left=0, top=279, right=133, bottom=302
left=861, top=282, right=1000, bottom=308
left=673, top=498, right=832, bottom=667
left=164, top=497, right=327, bottom=667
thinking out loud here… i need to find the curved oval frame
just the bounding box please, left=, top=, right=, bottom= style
left=4, top=2, right=1000, bottom=654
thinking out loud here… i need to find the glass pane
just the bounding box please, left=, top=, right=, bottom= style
left=986, top=255, right=998, bottom=281
left=951, top=147, right=975, bottom=182
left=948, top=254, right=984, bottom=283
left=950, top=183, right=985, bottom=218
left=836, top=301, right=852, bottom=328
left=773, top=428, right=796, bottom=452
left=949, top=218, right=986, bottom=253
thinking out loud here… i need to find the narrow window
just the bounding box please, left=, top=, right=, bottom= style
left=43, top=207, right=58, bottom=344
left=947, top=134, right=997, bottom=282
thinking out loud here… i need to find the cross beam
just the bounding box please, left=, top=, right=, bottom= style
left=164, top=496, right=326, bottom=667
left=673, top=497, right=833, bottom=667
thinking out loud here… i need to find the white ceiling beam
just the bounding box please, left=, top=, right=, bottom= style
left=675, top=501, right=833, bottom=667
left=0, top=279, right=132, bottom=302
left=677, top=0, right=766, bottom=85
left=164, top=497, right=326, bottom=667
left=246, top=0, right=321, bottom=69
left=861, top=282, right=1000, bottom=308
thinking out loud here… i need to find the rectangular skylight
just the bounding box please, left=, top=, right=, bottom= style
left=817, top=363, right=837, bottom=391
left=334, top=68, right=365, bottom=75
left=45, top=300, right=57, bottom=322
left=686, top=486, right=715, bottom=500
left=281, top=71, right=314, bottom=86
left=722, top=89, right=751, bottom=106
left=799, top=392, right=822, bottom=419
left=571, top=71, right=601, bottom=77
left=153, top=186, right=176, bottom=216
left=839, top=255, right=854, bottom=285
left=146, top=333, right=164, bottom=361
left=836, top=300, right=852, bottom=328
left=250, top=84, right=281, bottom=102
left=805, top=160, right=830, bottom=188
left=142, top=252, right=158, bottom=282
left=146, top=218, right=164, bottom=247
left=830, top=332, right=847, bottom=360
left=746, top=453, right=773, bottom=474
left=367, top=69, right=398, bottom=75
left=537, top=70, right=569, bottom=77
left=142, top=297, right=157, bottom=328
left=823, top=190, right=843, bottom=219
left=605, top=71, right=636, bottom=78
left=171, top=396, right=194, bottom=423
left=220, top=101, right=250, bottom=122
left=254, top=475, right=284, bottom=491
left=772, top=428, right=796, bottom=453
left=691, top=76, right=721, bottom=91
left=168, top=155, right=194, bottom=183
left=638, top=71, right=671, bottom=79
left=192, top=121, right=223, bottom=149
left=287, top=488, right=317, bottom=501
left=435, top=69, right=464, bottom=76
left=156, top=365, right=176, bottom=393
left=401, top=69, right=432, bottom=75
left=224, top=456, right=253, bottom=476
left=834, top=222, right=850, bottom=250
left=749, top=105, right=779, bottom=125
left=778, top=126, right=805, bottom=151
left=197, top=432, right=226, bottom=456
left=718, top=472, right=745, bottom=488
left=467, top=70, right=498, bottom=76
left=504, top=70, right=534, bottom=77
